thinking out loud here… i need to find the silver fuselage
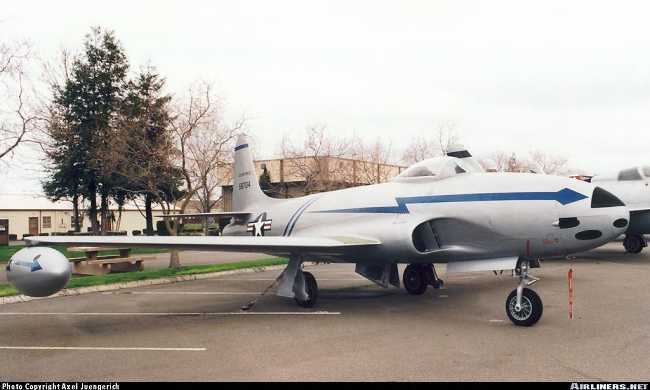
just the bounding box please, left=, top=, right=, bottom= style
left=224, top=172, right=628, bottom=264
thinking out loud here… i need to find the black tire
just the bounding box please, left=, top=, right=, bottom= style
left=403, top=264, right=428, bottom=295
left=624, top=235, right=644, bottom=254
left=295, top=271, right=318, bottom=308
left=506, top=288, right=543, bottom=327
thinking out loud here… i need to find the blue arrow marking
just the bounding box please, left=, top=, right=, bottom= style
left=12, top=255, right=43, bottom=272
left=30, top=258, right=42, bottom=272
left=314, top=188, right=588, bottom=214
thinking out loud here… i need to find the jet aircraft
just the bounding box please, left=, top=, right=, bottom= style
left=7, top=136, right=630, bottom=326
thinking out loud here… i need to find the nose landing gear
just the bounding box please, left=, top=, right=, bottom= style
left=506, top=260, right=543, bottom=327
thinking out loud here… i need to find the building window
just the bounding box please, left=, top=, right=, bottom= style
left=42, top=216, right=52, bottom=229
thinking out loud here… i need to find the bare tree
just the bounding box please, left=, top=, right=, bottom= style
left=0, top=39, right=41, bottom=162
left=188, top=114, right=244, bottom=214
left=401, top=121, right=460, bottom=165
left=151, top=81, right=242, bottom=267
left=280, top=125, right=353, bottom=195
left=435, top=120, right=460, bottom=155
left=350, top=136, right=397, bottom=184
left=481, top=150, right=570, bottom=175
left=481, top=151, right=513, bottom=172
left=528, top=150, right=568, bottom=175
left=401, top=135, right=436, bottom=166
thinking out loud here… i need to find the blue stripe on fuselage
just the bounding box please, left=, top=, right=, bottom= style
left=282, top=199, right=317, bottom=236
left=286, top=198, right=318, bottom=236
left=313, top=188, right=588, bottom=214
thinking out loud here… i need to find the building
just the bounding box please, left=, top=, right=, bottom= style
left=220, top=156, right=406, bottom=211
left=0, top=193, right=164, bottom=239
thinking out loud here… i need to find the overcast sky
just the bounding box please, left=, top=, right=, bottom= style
left=2, top=0, right=650, bottom=192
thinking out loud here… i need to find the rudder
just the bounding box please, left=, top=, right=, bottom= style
left=232, top=135, right=274, bottom=210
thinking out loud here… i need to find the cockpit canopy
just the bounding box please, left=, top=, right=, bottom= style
left=592, top=166, right=650, bottom=183
left=618, top=166, right=650, bottom=181
left=394, top=156, right=477, bottom=182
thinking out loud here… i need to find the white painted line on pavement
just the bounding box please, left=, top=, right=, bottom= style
left=101, top=291, right=261, bottom=295
left=209, top=278, right=365, bottom=281
left=0, top=346, right=206, bottom=351
left=0, top=311, right=341, bottom=316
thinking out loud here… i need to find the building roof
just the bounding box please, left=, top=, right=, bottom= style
left=0, top=193, right=168, bottom=211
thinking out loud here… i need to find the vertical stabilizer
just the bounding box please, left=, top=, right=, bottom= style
left=233, top=135, right=274, bottom=210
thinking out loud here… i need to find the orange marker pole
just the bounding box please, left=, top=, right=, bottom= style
left=568, top=268, right=574, bottom=320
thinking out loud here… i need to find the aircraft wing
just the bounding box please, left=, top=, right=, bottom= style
left=24, top=235, right=381, bottom=257
left=156, top=212, right=252, bottom=219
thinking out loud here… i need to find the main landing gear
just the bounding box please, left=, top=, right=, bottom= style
left=273, top=255, right=320, bottom=309
left=403, top=264, right=444, bottom=295
left=506, top=259, right=543, bottom=327
left=623, top=234, right=647, bottom=254
left=295, top=271, right=318, bottom=308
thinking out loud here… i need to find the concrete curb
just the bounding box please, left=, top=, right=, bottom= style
left=0, top=264, right=288, bottom=305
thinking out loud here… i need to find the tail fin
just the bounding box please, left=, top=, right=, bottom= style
left=233, top=135, right=275, bottom=210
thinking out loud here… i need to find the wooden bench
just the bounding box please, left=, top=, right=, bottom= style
left=67, top=246, right=157, bottom=276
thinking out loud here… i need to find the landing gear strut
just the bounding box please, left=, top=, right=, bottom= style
left=275, top=255, right=320, bottom=308
left=506, top=259, right=543, bottom=327
left=624, top=234, right=647, bottom=254
left=403, top=264, right=444, bottom=295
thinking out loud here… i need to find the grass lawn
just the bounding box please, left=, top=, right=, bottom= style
left=0, top=245, right=168, bottom=263
left=0, top=257, right=287, bottom=298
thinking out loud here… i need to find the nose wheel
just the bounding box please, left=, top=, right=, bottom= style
left=506, top=260, right=543, bottom=326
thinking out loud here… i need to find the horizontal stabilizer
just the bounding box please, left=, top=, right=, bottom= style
left=156, top=212, right=252, bottom=220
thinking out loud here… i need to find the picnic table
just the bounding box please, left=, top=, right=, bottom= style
left=67, top=246, right=155, bottom=276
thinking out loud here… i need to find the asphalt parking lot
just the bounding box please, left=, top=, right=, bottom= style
left=0, top=242, right=649, bottom=381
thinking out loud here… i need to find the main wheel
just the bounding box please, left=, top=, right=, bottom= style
left=403, top=264, right=428, bottom=295
left=506, top=288, right=543, bottom=327
left=624, top=235, right=645, bottom=254
left=295, top=271, right=318, bottom=308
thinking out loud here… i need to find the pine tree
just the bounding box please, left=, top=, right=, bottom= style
left=259, top=165, right=273, bottom=196
left=49, top=27, right=129, bottom=233
left=119, top=67, right=175, bottom=234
